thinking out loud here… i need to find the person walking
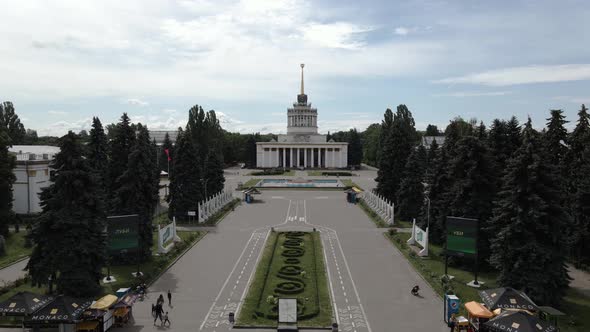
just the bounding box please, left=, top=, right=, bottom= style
left=157, top=294, right=165, bottom=306
left=154, top=303, right=164, bottom=325
left=167, top=290, right=172, bottom=306
left=151, top=303, right=156, bottom=318
left=163, top=311, right=171, bottom=327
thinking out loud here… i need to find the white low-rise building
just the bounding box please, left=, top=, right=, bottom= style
left=9, top=145, right=59, bottom=214
left=256, top=64, right=348, bottom=169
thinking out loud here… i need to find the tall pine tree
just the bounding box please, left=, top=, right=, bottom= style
left=544, top=109, right=569, bottom=167
left=204, top=149, right=225, bottom=197
left=0, top=126, right=16, bottom=237
left=347, top=128, right=363, bottom=168
left=168, top=129, right=203, bottom=220
left=108, top=113, right=136, bottom=211
left=397, top=145, right=427, bottom=220
left=87, top=117, right=109, bottom=204
left=376, top=105, right=418, bottom=203
left=489, top=118, right=570, bottom=306
left=27, top=132, right=106, bottom=296
left=111, top=124, right=158, bottom=260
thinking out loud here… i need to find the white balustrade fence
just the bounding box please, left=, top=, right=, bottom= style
left=361, top=190, right=394, bottom=226
left=197, top=190, right=235, bottom=223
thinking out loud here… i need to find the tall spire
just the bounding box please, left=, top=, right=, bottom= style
left=300, top=63, right=305, bottom=95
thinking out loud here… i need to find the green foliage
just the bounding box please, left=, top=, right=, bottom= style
left=87, top=117, right=109, bottom=204
left=108, top=113, right=136, bottom=209
left=347, top=128, right=363, bottom=167
left=245, top=134, right=258, bottom=168
left=168, top=129, right=202, bottom=220
left=397, top=145, right=427, bottom=220
left=376, top=105, right=418, bottom=203
left=27, top=132, right=106, bottom=297
left=111, top=124, right=159, bottom=261
left=566, top=105, right=590, bottom=265
left=0, top=101, right=26, bottom=145
left=489, top=119, right=570, bottom=306
left=0, top=231, right=33, bottom=268
left=425, top=124, right=441, bottom=136
left=361, top=123, right=381, bottom=167
left=159, top=132, right=174, bottom=173
left=204, top=150, right=225, bottom=196
left=238, top=232, right=331, bottom=328
left=0, top=125, right=16, bottom=237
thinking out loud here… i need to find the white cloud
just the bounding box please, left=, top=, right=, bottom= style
left=300, top=22, right=373, bottom=49
left=433, top=91, right=512, bottom=97
left=394, top=27, right=409, bottom=35
left=433, top=64, right=590, bottom=86
left=126, top=98, right=149, bottom=107
left=552, top=96, right=589, bottom=104
left=48, top=110, right=68, bottom=115
left=162, top=109, right=177, bottom=114
left=39, top=118, right=93, bottom=136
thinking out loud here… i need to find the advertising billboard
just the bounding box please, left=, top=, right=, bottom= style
left=107, top=214, right=139, bottom=254
left=446, top=216, right=478, bottom=256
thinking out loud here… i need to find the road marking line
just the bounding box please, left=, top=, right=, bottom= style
left=321, top=230, right=339, bottom=326
left=199, top=232, right=257, bottom=330
left=235, top=227, right=272, bottom=319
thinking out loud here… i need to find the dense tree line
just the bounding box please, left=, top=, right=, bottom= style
left=373, top=104, right=590, bottom=306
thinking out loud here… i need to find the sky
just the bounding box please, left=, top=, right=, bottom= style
left=1, top=0, right=589, bottom=136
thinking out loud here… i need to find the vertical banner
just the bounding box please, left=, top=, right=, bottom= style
left=107, top=214, right=139, bottom=256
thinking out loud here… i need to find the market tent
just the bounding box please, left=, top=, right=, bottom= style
left=484, top=311, right=556, bottom=332
left=464, top=301, right=494, bottom=319
left=478, top=287, right=538, bottom=311
left=0, top=292, right=54, bottom=316
left=90, top=295, right=118, bottom=310
left=114, top=293, right=138, bottom=308
left=27, top=295, right=92, bottom=324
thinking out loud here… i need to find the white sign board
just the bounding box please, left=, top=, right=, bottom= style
left=278, top=298, right=297, bottom=323
left=407, top=218, right=429, bottom=256
left=187, top=211, right=196, bottom=216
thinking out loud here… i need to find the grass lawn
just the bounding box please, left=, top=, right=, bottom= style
left=385, top=232, right=589, bottom=332
left=0, top=231, right=32, bottom=269
left=237, top=231, right=332, bottom=328
left=307, top=171, right=353, bottom=177
left=358, top=199, right=389, bottom=228
left=340, top=179, right=362, bottom=189
left=395, top=219, right=413, bottom=229
left=240, top=178, right=261, bottom=189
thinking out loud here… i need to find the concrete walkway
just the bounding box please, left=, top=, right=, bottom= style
left=568, top=264, right=590, bottom=297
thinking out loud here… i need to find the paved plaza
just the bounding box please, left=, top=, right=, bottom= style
left=119, top=189, right=447, bottom=332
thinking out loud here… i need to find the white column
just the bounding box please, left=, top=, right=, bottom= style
left=304, top=148, right=308, bottom=167
left=296, top=148, right=300, bottom=167
left=262, top=149, right=266, bottom=167
left=275, top=149, right=280, bottom=167
left=282, top=148, right=286, bottom=168
left=311, top=148, right=315, bottom=168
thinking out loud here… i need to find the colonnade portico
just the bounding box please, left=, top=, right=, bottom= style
left=257, top=145, right=347, bottom=168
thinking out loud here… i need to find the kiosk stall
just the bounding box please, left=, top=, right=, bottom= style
left=464, top=301, right=493, bottom=331
left=80, top=295, right=118, bottom=332
left=26, top=295, right=92, bottom=332
left=112, top=293, right=138, bottom=327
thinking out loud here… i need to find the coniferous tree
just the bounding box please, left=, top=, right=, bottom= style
left=397, top=145, right=427, bottom=220
left=159, top=132, right=173, bottom=174
left=422, top=147, right=451, bottom=243
left=245, top=134, right=257, bottom=168
left=506, top=116, right=522, bottom=155
left=0, top=126, right=16, bottom=237
left=111, top=124, right=158, bottom=260
left=449, top=136, right=496, bottom=262
left=565, top=105, right=590, bottom=265
left=571, top=146, right=590, bottom=265
left=168, top=129, right=202, bottom=220
left=489, top=118, right=570, bottom=306
left=204, top=149, right=225, bottom=197
left=544, top=109, right=569, bottom=167
left=347, top=128, right=363, bottom=168
left=375, top=105, right=418, bottom=203
left=27, top=132, right=106, bottom=296
left=376, top=109, right=396, bottom=199
left=87, top=117, right=109, bottom=203
left=108, top=113, right=136, bottom=210
left=0, top=101, right=26, bottom=144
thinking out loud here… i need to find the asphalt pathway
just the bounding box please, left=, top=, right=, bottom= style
left=118, top=190, right=446, bottom=332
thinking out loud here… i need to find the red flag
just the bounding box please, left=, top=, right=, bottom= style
left=164, top=149, right=171, bottom=161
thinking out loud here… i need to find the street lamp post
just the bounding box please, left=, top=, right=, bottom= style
left=426, top=196, right=431, bottom=229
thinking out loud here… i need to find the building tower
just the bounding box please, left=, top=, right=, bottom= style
left=287, top=64, right=318, bottom=135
